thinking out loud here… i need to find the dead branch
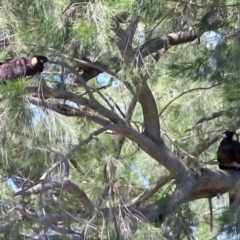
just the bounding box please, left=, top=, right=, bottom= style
left=208, top=198, right=213, bottom=231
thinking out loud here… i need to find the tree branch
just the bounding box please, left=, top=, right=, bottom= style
left=159, top=84, right=222, bottom=116
left=119, top=124, right=189, bottom=178
left=125, top=15, right=139, bottom=45
left=49, top=59, right=95, bottom=100
left=111, top=18, right=134, bottom=60
left=187, top=168, right=240, bottom=200
left=28, top=81, right=124, bottom=124
left=175, top=132, right=222, bottom=167
left=29, top=97, right=111, bottom=126
left=99, top=168, right=240, bottom=225
left=14, top=180, right=94, bottom=214
left=137, top=27, right=198, bottom=58
left=41, top=125, right=114, bottom=180
left=30, top=91, right=185, bottom=177
left=30, top=86, right=187, bottom=178
left=112, top=16, right=162, bottom=143
left=126, top=174, right=172, bottom=206
left=115, top=95, right=138, bottom=157
left=14, top=167, right=240, bottom=228
left=0, top=27, right=215, bottom=87
left=45, top=145, right=70, bottom=179
left=187, top=132, right=222, bottom=163
left=14, top=206, right=84, bottom=238
left=144, top=168, right=240, bottom=224
left=110, top=26, right=198, bottom=144
left=186, top=110, right=224, bottom=132
left=66, top=28, right=199, bottom=83
left=136, top=79, right=161, bottom=142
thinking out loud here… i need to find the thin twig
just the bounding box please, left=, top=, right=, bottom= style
left=40, top=125, right=114, bottom=180
left=50, top=59, right=95, bottom=101
left=126, top=174, right=172, bottom=206
left=185, top=109, right=224, bottom=132
left=159, top=83, right=222, bottom=116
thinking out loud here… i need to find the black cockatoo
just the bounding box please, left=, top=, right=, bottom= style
left=217, top=130, right=240, bottom=205
left=0, top=55, right=49, bottom=83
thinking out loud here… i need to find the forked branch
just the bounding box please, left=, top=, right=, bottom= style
left=126, top=15, right=140, bottom=44
left=29, top=97, right=111, bottom=126
left=112, top=18, right=134, bottom=60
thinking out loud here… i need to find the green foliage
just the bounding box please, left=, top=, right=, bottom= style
left=0, top=0, right=240, bottom=239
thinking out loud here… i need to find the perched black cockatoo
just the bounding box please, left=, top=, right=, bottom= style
left=217, top=130, right=240, bottom=170
left=0, top=55, right=49, bottom=83
left=217, top=130, right=240, bottom=205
